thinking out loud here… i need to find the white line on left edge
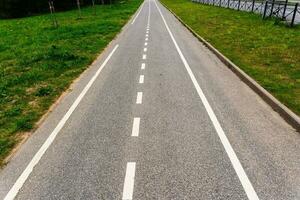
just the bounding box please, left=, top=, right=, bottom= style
left=131, top=2, right=144, bottom=25
left=122, top=162, right=136, bottom=200
left=131, top=118, right=140, bottom=137
left=4, top=45, right=119, bottom=200
left=154, top=1, right=259, bottom=200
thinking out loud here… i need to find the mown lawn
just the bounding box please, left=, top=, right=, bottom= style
left=161, top=0, right=300, bottom=116
left=0, top=0, right=142, bottom=165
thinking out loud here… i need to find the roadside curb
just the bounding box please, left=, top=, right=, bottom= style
left=159, top=1, right=300, bottom=132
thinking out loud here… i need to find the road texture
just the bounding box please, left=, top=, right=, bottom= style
left=0, top=0, right=299, bottom=199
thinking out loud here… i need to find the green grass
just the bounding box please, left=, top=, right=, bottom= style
left=0, top=0, right=142, bottom=165
left=161, top=0, right=300, bottom=116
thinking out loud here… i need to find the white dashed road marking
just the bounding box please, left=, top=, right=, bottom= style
left=136, top=92, right=143, bottom=104
left=139, top=75, right=144, bottom=84
left=131, top=118, right=140, bottom=137
left=122, top=162, right=136, bottom=200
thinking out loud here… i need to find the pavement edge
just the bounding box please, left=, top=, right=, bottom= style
left=159, top=0, right=300, bottom=132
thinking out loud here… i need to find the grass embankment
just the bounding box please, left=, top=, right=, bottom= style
left=0, top=0, right=142, bottom=165
left=161, top=0, right=300, bottom=116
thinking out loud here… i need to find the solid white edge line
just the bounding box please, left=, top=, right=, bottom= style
left=141, top=63, right=146, bottom=69
left=153, top=1, right=259, bottom=200
left=139, top=75, right=144, bottom=83
left=131, top=1, right=144, bottom=25
left=131, top=118, right=140, bottom=137
left=4, top=45, right=119, bottom=200
left=136, top=92, right=143, bottom=104
left=122, top=162, right=136, bottom=200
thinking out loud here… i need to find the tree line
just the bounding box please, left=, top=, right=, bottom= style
left=0, top=0, right=115, bottom=18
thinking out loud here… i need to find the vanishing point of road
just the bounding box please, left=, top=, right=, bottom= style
left=0, top=0, right=299, bottom=199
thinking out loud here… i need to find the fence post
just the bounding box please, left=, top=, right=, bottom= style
left=228, top=0, right=230, bottom=8
left=238, top=0, right=241, bottom=10
left=282, top=0, right=288, bottom=19
left=269, top=0, right=275, bottom=17
left=263, top=1, right=268, bottom=18
left=251, top=0, right=255, bottom=12
left=291, top=3, right=298, bottom=27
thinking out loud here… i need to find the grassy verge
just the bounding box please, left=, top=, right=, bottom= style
left=161, top=0, right=300, bottom=117
left=0, top=0, right=142, bottom=165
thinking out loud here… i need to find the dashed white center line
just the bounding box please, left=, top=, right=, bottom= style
left=131, top=118, right=140, bottom=137
left=122, top=162, right=136, bottom=200
left=144, top=48, right=147, bottom=52
left=142, top=54, right=147, bottom=59
left=145, top=38, right=148, bottom=41
left=139, top=75, right=144, bottom=84
left=141, top=63, right=145, bottom=70
left=146, top=34, right=149, bottom=37
left=145, top=42, right=148, bottom=46
left=136, top=92, right=143, bottom=104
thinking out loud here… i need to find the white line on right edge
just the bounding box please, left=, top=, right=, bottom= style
left=4, top=45, right=119, bottom=200
left=153, top=1, right=259, bottom=200
left=122, top=162, right=136, bottom=200
left=131, top=118, right=140, bottom=137
left=131, top=2, right=144, bottom=25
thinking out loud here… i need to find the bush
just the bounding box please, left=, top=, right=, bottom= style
left=0, top=0, right=115, bottom=19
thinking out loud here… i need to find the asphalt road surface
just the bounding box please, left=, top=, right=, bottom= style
left=0, top=0, right=299, bottom=199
